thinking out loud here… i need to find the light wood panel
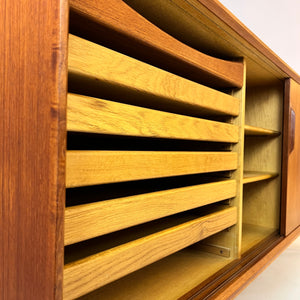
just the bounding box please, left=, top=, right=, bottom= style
left=241, top=223, right=277, bottom=254
left=67, top=93, right=239, bottom=142
left=69, top=0, right=244, bottom=88
left=66, top=151, right=238, bottom=188
left=68, top=34, right=240, bottom=117
left=244, top=125, right=280, bottom=137
left=243, top=179, right=281, bottom=229
left=245, top=84, right=283, bottom=131
left=63, top=207, right=237, bottom=299
left=243, top=171, right=278, bottom=184
left=65, top=179, right=237, bottom=245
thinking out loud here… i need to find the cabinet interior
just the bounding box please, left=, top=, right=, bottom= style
left=64, top=1, right=286, bottom=298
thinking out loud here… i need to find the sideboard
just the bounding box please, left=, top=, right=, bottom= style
left=1, top=0, right=300, bottom=299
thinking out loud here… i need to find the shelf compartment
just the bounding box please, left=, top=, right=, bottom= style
left=77, top=248, right=233, bottom=300
left=67, top=93, right=239, bottom=143
left=69, top=0, right=244, bottom=89
left=242, top=223, right=278, bottom=254
left=65, top=179, right=237, bottom=245
left=68, top=34, right=240, bottom=117
left=244, top=125, right=280, bottom=137
left=66, top=151, right=237, bottom=188
left=63, top=206, right=237, bottom=299
left=243, top=171, right=278, bottom=184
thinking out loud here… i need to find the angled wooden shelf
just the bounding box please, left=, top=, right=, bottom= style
left=68, top=34, right=240, bottom=117
left=76, top=249, right=234, bottom=300
left=64, top=207, right=237, bottom=299
left=69, top=0, right=244, bottom=89
left=66, top=151, right=238, bottom=188
left=65, top=179, right=237, bottom=245
left=67, top=93, right=239, bottom=143
left=244, top=125, right=280, bottom=137
left=243, top=171, right=278, bottom=184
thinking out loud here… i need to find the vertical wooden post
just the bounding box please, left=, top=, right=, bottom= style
left=0, top=0, right=68, bottom=298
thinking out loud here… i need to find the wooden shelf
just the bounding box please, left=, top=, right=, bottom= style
left=66, top=151, right=237, bottom=188
left=243, top=171, right=278, bottom=184
left=242, top=223, right=278, bottom=254
left=63, top=207, right=237, bottom=299
left=68, top=34, right=240, bottom=117
left=65, top=179, right=237, bottom=245
left=244, top=125, right=280, bottom=137
left=69, top=0, right=244, bottom=89
left=73, top=248, right=234, bottom=300
left=67, top=93, right=239, bottom=143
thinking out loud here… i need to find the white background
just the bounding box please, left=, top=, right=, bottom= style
left=218, top=0, right=300, bottom=74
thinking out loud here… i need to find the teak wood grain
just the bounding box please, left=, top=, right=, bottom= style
left=68, top=34, right=240, bottom=117
left=63, top=207, right=237, bottom=299
left=65, top=179, right=237, bottom=245
left=67, top=93, right=239, bottom=143
left=0, top=0, right=68, bottom=298
left=282, top=79, right=300, bottom=235
left=66, top=151, right=238, bottom=188
left=69, top=0, right=244, bottom=89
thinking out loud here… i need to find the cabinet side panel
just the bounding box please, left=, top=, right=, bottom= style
left=282, top=79, right=300, bottom=235
left=0, top=0, right=68, bottom=298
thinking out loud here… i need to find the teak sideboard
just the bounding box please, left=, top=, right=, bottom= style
left=2, top=0, right=300, bottom=299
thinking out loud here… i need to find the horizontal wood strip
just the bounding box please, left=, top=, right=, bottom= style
left=244, top=125, right=280, bottom=136
left=66, top=151, right=238, bottom=188
left=67, top=93, right=239, bottom=143
left=243, top=171, right=278, bottom=184
left=69, top=0, right=244, bottom=88
left=65, top=179, right=237, bottom=245
left=68, top=34, right=240, bottom=116
left=63, top=207, right=237, bottom=299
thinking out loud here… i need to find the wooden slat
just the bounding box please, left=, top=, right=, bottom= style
left=68, top=34, right=240, bottom=117
left=69, top=0, right=244, bottom=89
left=243, top=171, right=278, bottom=184
left=63, top=207, right=237, bottom=299
left=66, top=151, right=238, bottom=188
left=244, top=125, right=280, bottom=136
left=65, top=179, right=237, bottom=245
left=67, top=93, right=239, bottom=143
